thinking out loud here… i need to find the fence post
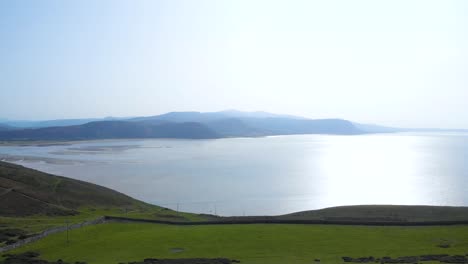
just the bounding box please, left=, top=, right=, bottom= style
left=66, top=220, right=69, bottom=244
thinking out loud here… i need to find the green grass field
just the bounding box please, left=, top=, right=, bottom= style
left=8, top=223, right=468, bottom=264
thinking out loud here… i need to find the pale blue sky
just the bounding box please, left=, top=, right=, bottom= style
left=1, top=0, right=467, bottom=128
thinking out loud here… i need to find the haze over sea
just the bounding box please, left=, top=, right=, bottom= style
left=1, top=132, right=468, bottom=216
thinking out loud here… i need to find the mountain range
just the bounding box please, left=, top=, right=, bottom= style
left=0, top=110, right=465, bottom=141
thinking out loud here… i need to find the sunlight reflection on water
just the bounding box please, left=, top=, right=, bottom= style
left=1, top=133, right=467, bottom=216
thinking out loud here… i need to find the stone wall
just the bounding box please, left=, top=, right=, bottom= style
left=104, top=215, right=468, bottom=226
left=0, top=217, right=106, bottom=253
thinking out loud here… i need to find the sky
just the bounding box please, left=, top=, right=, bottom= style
left=0, top=0, right=467, bottom=128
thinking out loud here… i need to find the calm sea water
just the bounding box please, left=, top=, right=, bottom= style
left=1, top=133, right=467, bottom=216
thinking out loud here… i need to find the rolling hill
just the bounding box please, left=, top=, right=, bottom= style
left=280, top=205, right=468, bottom=222
left=0, top=161, right=150, bottom=216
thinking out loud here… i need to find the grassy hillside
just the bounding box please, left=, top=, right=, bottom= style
left=8, top=222, right=468, bottom=264
left=0, top=161, right=205, bottom=246
left=281, top=205, right=468, bottom=222
left=0, top=161, right=151, bottom=217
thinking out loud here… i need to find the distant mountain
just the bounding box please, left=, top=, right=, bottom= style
left=0, top=111, right=364, bottom=141
left=130, top=110, right=304, bottom=123
left=0, top=117, right=126, bottom=128
left=11, top=110, right=468, bottom=141
left=0, top=121, right=220, bottom=141
left=0, top=124, right=15, bottom=131
left=2, top=111, right=301, bottom=129
left=4, top=111, right=467, bottom=136
left=239, top=118, right=361, bottom=135
left=204, top=118, right=265, bottom=137
left=131, top=111, right=361, bottom=137
left=131, top=111, right=224, bottom=123
left=217, top=110, right=305, bottom=119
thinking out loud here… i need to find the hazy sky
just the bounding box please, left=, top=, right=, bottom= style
left=1, top=0, right=467, bottom=128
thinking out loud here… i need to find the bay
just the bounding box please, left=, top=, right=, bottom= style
left=1, top=133, right=467, bottom=216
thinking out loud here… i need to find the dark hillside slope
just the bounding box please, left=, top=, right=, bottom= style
left=0, top=161, right=148, bottom=216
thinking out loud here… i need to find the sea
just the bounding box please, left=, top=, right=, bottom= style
left=1, top=132, right=467, bottom=216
